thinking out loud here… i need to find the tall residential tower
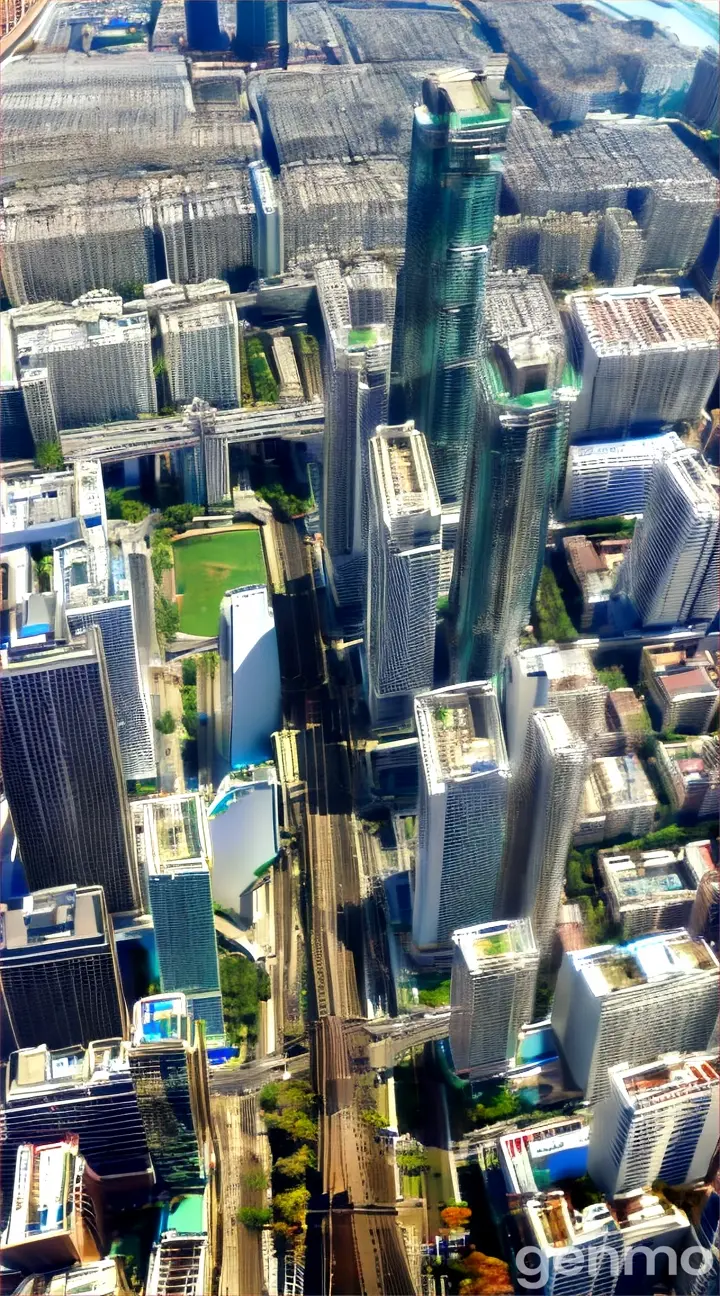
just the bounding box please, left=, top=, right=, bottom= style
left=450, top=918, right=538, bottom=1076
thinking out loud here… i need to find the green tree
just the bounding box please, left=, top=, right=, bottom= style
left=162, top=503, right=196, bottom=531
left=418, top=979, right=451, bottom=1007
left=597, top=665, right=628, bottom=691
left=117, top=498, right=150, bottom=523
left=116, top=281, right=144, bottom=302
left=265, top=1109, right=318, bottom=1142
left=35, top=441, right=64, bottom=470
left=244, top=335, right=279, bottom=403
left=273, top=1187, right=310, bottom=1227
left=34, top=554, right=54, bottom=592
left=259, top=1082, right=280, bottom=1112
left=534, top=566, right=578, bottom=644
left=180, top=684, right=198, bottom=739
left=150, top=528, right=174, bottom=584
left=255, top=483, right=312, bottom=521
left=473, top=1085, right=522, bottom=1127
left=154, top=593, right=180, bottom=645
left=274, top=1146, right=316, bottom=1180
left=155, top=710, right=176, bottom=735
left=241, top=1166, right=268, bottom=1192
left=182, top=657, right=197, bottom=686
left=220, top=955, right=269, bottom=1047
left=238, top=1206, right=272, bottom=1230
left=396, top=1143, right=430, bottom=1174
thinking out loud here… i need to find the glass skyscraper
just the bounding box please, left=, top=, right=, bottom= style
left=391, top=68, right=510, bottom=506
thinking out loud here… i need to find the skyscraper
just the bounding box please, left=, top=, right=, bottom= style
left=316, top=259, right=392, bottom=614
left=0, top=630, right=140, bottom=914
left=158, top=296, right=241, bottom=410
left=366, top=422, right=442, bottom=727
left=391, top=68, right=510, bottom=505
left=449, top=918, right=538, bottom=1076
left=1, top=1138, right=104, bottom=1273
left=619, top=449, right=719, bottom=629
left=129, top=994, right=214, bottom=1192
left=235, top=0, right=288, bottom=66
left=552, top=931, right=719, bottom=1102
left=133, top=796, right=223, bottom=1037
left=413, top=681, right=510, bottom=949
left=451, top=272, right=575, bottom=679
left=218, top=584, right=282, bottom=768
left=501, top=709, right=590, bottom=959
left=588, top=1053, right=720, bottom=1197
left=0, top=885, right=128, bottom=1051
left=560, top=432, right=683, bottom=522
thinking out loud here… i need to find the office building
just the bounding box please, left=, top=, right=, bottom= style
left=316, top=259, right=392, bottom=612
left=656, top=736, right=719, bottom=821
left=569, top=287, right=719, bottom=439
left=235, top=0, right=288, bottom=66
left=563, top=535, right=632, bottom=632
left=560, top=432, right=683, bottom=522
left=451, top=273, right=575, bottom=679
left=208, top=765, right=279, bottom=909
left=599, top=846, right=709, bottom=940
left=574, top=754, right=657, bottom=846
left=502, top=710, right=590, bottom=958
left=159, top=295, right=241, bottom=410
left=184, top=0, right=222, bottom=50
left=642, top=645, right=718, bottom=735
left=1, top=1138, right=104, bottom=1274
left=505, top=644, right=609, bottom=764
left=57, top=532, right=155, bottom=783
left=688, top=841, right=719, bottom=942
left=11, top=1259, right=132, bottom=1296
left=366, top=422, right=442, bottom=727
left=498, top=1117, right=590, bottom=1196
left=128, top=994, right=214, bottom=1191
left=391, top=69, right=509, bottom=506
left=3, top=1040, right=153, bottom=1212
left=552, top=931, right=719, bottom=1102
left=680, top=1187, right=719, bottom=1296
left=449, top=918, right=538, bottom=1076
left=0, top=885, right=128, bottom=1051
left=1, top=460, right=106, bottom=552
left=0, top=630, right=139, bottom=913
left=589, top=1053, right=720, bottom=1197
left=218, top=584, right=281, bottom=768
left=11, top=293, right=156, bottom=430
left=517, top=1195, right=624, bottom=1296
left=413, top=682, right=509, bottom=949
left=20, top=368, right=59, bottom=450
left=622, top=450, right=719, bottom=629
left=132, top=796, right=223, bottom=1037
left=249, top=162, right=283, bottom=279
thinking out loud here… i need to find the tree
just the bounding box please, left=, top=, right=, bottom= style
left=181, top=684, right=198, bottom=739
left=34, top=554, right=54, bottom=592
left=597, top=665, right=628, bottom=691
left=255, top=483, right=312, bottom=521
left=241, top=1166, right=268, bottom=1192
left=121, top=498, right=150, bottom=523
left=472, top=1086, right=522, bottom=1127
left=534, top=565, right=578, bottom=644
left=273, top=1187, right=310, bottom=1228
left=154, top=593, right=180, bottom=645
left=238, top=1206, right=272, bottom=1230
left=259, top=1082, right=280, bottom=1112
left=35, top=441, right=64, bottom=470
left=155, top=710, right=176, bottom=735
left=150, top=528, right=174, bottom=584
left=458, top=1252, right=513, bottom=1295
left=396, top=1143, right=430, bottom=1174
left=360, top=1107, right=386, bottom=1129
left=418, top=979, right=451, bottom=1007
left=265, top=1109, right=318, bottom=1143
left=182, top=657, right=197, bottom=686
left=220, top=955, right=268, bottom=1047
left=245, top=336, right=279, bottom=403
left=274, top=1146, right=316, bottom=1180
left=440, top=1202, right=472, bottom=1231
left=162, top=503, right=196, bottom=531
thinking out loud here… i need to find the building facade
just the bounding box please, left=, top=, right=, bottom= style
left=449, top=918, right=538, bottom=1076
left=218, top=584, right=282, bottom=769
left=159, top=296, right=241, bottom=410
left=560, top=432, right=683, bottom=522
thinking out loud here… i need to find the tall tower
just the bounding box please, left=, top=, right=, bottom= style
left=501, top=709, right=590, bottom=959
left=619, top=448, right=719, bottom=628
left=129, top=994, right=213, bottom=1192
left=451, top=273, right=575, bottom=680
left=0, top=885, right=128, bottom=1051
left=449, top=918, right=538, bottom=1076
left=391, top=68, right=510, bottom=506
left=413, top=681, right=510, bottom=949
left=588, top=1053, right=720, bottom=1197
left=159, top=297, right=241, bottom=410
left=218, top=584, right=282, bottom=769
left=366, top=422, right=442, bottom=727
left=316, top=260, right=392, bottom=617
left=0, top=630, right=140, bottom=914
left=235, top=0, right=288, bottom=67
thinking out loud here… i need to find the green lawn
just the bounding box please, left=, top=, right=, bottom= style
left=173, top=529, right=267, bottom=636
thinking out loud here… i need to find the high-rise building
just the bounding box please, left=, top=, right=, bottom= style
left=208, top=765, right=279, bottom=909
left=2, top=1039, right=153, bottom=1212
left=235, top=0, right=288, bottom=66
left=449, top=918, right=538, bottom=1076
left=569, top=287, right=719, bottom=439
left=316, top=259, right=392, bottom=614
left=11, top=293, right=156, bottom=430
left=56, top=529, right=155, bottom=783
left=552, top=931, right=719, bottom=1102
left=249, top=162, right=284, bottom=279
left=391, top=68, right=510, bottom=506
left=11, top=1259, right=132, bottom=1296
left=451, top=272, right=575, bottom=679
left=560, top=431, right=683, bottom=522
left=0, top=885, right=128, bottom=1051
left=518, top=1195, right=623, bottom=1296
left=413, top=681, right=510, bottom=949
left=132, top=796, right=223, bottom=1037
left=146, top=1229, right=212, bottom=1296
left=184, top=0, right=222, bottom=50
left=502, top=710, right=590, bottom=959
left=588, top=1053, right=720, bottom=1197
left=128, top=994, right=214, bottom=1192
left=366, top=422, right=442, bottom=727
left=641, top=644, right=719, bottom=735
left=1, top=1137, right=104, bottom=1274
left=20, top=368, right=59, bottom=451
left=619, top=449, right=719, bottom=629
left=159, top=295, right=241, bottom=410
left=598, top=846, right=708, bottom=941
left=0, top=630, right=140, bottom=914
left=218, top=584, right=281, bottom=768
left=504, top=644, right=609, bottom=765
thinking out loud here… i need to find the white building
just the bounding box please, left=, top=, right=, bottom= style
left=560, top=432, right=683, bottom=521
left=1, top=460, right=105, bottom=549
left=207, top=765, right=280, bottom=910
left=413, top=682, right=510, bottom=949
left=552, top=931, right=719, bottom=1102
left=620, top=449, right=719, bottom=628
left=520, top=1195, right=623, bottom=1296
left=589, top=1053, right=720, bottom=1197
left=366, top=422, right=441, bottom=727
left=218, top=584, right=282, bottom=769
left=569, top=286, right=719, bottom=438
left=504, top=644, right=608, bottom=765
left=449, top=918, right=538, bottom=1076
left=574, top=754, right=657, bottom=846
left=502, top=709, right=590, bottom=958
left=159, top=292, right=241, bottom=410
left=599, top=846, right=708, bottom=940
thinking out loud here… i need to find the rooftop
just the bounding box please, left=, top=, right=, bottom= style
left=583, top=754, right=656, bottom=813
left=572, top=287, right=719, bottom=358
left=574, top=929, right=719, bottom=996
left=615, top=1052, right=720, bottom=1103
left=0, top=886, right=107, bottom=954
left=131, top=993, right=189, bottom=1047
left=599, top=848, right=699, bottom=909
left=11, top=1258, right=127, bottom=1296
left=415, top=682, right=507, bottom=789
left=370, top=422, right=442, bottom=522
left=132, top=795, right=210, bottom=877
left=453, top=918, right=537, bottom=971
left=7, top=1039, right=129, bottom=1102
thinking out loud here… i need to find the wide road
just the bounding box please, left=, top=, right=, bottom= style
left=209, top=1050, right=310, bottom=1095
